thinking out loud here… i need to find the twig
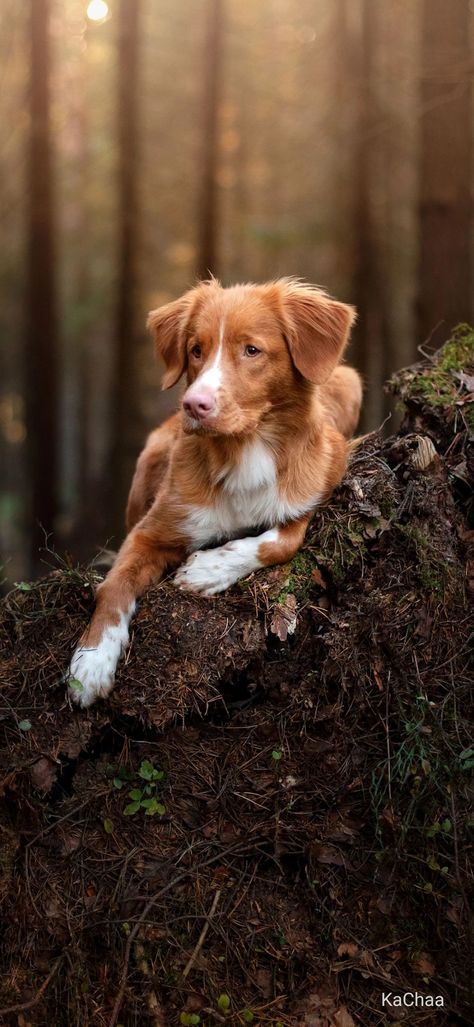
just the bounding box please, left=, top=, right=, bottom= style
left=385, top=669, right=392, bottom=803
left=0, top=955, right=63, bottom=1016
left=134, top=941, right=166, bottom=1027
left=108, top=843, right=248, bottom=1027
left=183, top=888, right=221, bottom=978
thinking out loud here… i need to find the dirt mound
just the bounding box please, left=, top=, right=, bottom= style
left=0, top=331, right=473, bottom=1026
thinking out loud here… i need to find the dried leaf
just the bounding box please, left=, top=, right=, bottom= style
left=270, top=594, right=297, bottom=641
left=332, top=1010, right=352, bottom=1027
left=337, top=942, right=359, bottom=958
left=313, top=844, right=346, bottom=867
left=446, top=896, right=463, bottom=927
left=331, top=1006, right=356, bottom=1027
left=30, top=757, right=57, bottom=793
left=311, top=567, right=327, bottom=589
left=454, top=370, right=474, bottom=392
left=413, top=952, right=435, bottom=976
left=255, top=967, right=272, bottom=997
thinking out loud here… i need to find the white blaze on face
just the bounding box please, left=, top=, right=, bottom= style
left=192, top=317, right=225, bottom=398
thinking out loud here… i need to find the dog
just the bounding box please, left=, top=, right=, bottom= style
left=68, top=278, right=362, bottom=707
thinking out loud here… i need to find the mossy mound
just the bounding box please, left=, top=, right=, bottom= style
left=0, top=336, right=472, bottom=1027
left=389, top=323, right=474, bottom=440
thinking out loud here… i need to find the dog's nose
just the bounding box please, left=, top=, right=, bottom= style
left=183, top=390, right=216, bottom=420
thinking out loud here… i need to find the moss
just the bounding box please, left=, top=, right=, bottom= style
left=436, top=324, right=474, bottom=371
left=378, top=494, right=396, bottom=519
left=275, top=550, right=318, bottom=603
left=393, top=324, right=474, bottom=417
left=310, top=516, right=368, bottom=583
left=396, top=525, right=448, bottom=598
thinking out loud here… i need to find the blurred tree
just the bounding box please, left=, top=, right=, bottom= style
left=418, top=0, right=473, bottom=345
left=25, top=0, right=59, bottom=566
left=196, top=0, right=225, bottom=278
left=350, top=0, right=388, bottom=429
left=110, top=0, right=142, bottom=538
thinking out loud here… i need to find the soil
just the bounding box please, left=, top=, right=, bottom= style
left=0, top=330, right=473, bottom=1027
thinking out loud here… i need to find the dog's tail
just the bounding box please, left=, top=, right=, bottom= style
left=91, top=548, right=117, bottom=571
left=348, top=432, right=371, bottom=451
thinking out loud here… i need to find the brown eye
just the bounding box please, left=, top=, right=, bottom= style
left=191, top=343, right=202, bottom=358
left=245, top=344, right=260, bottom=357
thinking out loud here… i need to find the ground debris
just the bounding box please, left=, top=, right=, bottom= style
left=0, top=334, right=472, bottom=1026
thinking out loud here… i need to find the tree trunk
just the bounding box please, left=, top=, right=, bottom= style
left=25, top=0, right=59, bottom=568
left=196, top=0, right=224, bottom=279
left=351, top=0, right=388, bottom=431
left=417, top=0, right=473, bottom=346
left=110, top=0, right=141, bottom=541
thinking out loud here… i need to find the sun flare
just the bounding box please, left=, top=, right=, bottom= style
left=86, top=0, right=109, bottom=23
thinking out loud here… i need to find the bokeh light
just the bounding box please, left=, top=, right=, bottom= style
left=86, top=1, right=109, bottom=23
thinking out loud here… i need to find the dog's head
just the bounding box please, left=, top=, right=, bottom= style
left=147, top=278, right=356, bottom=436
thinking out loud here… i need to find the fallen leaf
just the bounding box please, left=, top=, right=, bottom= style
left=331, top=1006, right=356, bottom=1027
left=454, top=370, right=474, bottom=392
left=270, top=594, right=297, bottom=641
left=29, top=757, right=57, bottom=793
left=446, top=897, right=463, bottom=927
left=311, top=567, right=327, bottom=589
left=413, top=952, right=435, bottom=975
left=312, top=844, right=346, bottom=867
left=359, top=949, right=375, bottom=969
left=337, top=942, right=359, bottom=958
left=255, top=967, right=272, bottom=997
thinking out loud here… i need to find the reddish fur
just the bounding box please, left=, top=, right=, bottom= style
left=77, top=278, right=362, bottom=652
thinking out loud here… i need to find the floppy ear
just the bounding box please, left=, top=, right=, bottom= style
left=147, top=292, right=195, bottom=390
left=147, top=281, right=218, bottom=390
left=274, top=280, right=356, bottom=384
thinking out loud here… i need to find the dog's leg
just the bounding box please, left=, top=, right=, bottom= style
left=68, top=507, right=185, bottom=707
left=323, top=365, right=363, bottom=438
left=126, top=420, right=176, bottom=531
left=175, top=516, right=310, bottom=597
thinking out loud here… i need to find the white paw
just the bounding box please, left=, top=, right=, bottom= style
left=174, top=539, right=262, bottom=596
left=67, top=608, right=133, bottom=707
left=67, top=644, right=118, bottom=707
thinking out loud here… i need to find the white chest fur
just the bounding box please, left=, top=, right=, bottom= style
left=184, top=439, right=320, bottom=549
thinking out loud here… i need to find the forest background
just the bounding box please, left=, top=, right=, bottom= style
left=1, top=0, right=473, bottom=584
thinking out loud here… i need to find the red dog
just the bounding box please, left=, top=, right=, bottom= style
left=68, top=278, right=362, bottom=706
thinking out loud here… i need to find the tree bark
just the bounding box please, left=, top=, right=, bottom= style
left=196, top=0, right=224, bottom=279
left=25, top=0, right=59, bottom=568
left=417, top=0, right=473, bottom=346
left=110, top=0, right=141, bottom=540
left=351, top=0, right=388, bottom=431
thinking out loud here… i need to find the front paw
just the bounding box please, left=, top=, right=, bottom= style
left=67, top=622, right=130, bottom=707
left=174, top=540, right=256, bottom=596
left=174, top=547, right=236, bottom=596
left=67, top=644, right=117, bottom=707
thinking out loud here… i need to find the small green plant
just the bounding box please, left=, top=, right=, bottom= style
left=426, top=818, right=452, bottom=838
left=106, top=760, right=166, bottom=817
left=242, top=1012, right=254, bottom=1024
left=459, top=747, right=474, bottom=771
left=271, top=750, right=283, bottom=761
left=18, top=719, right=32, bottom=731
left=217, top=994, right=231, bottom=1013
left=106, top=763, right=133, bottom=790
left=68, top=678, right=84, bottom=694
left=180, top=1014, right=200, bottom=1025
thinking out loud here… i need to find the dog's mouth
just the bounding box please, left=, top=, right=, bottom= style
left=182, top=408, right=219, bottom=433
left=182, top=407, right=263, bottom=437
